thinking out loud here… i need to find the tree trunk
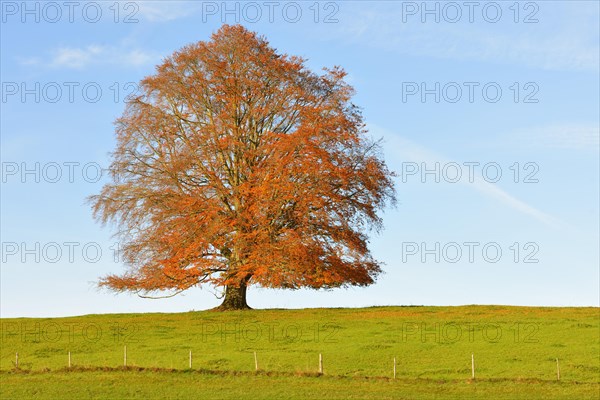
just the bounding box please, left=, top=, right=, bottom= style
left=214, top=279, right=251, bottom=311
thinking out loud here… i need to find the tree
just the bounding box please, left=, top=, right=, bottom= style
left=90, top=24, right=396, bottom=310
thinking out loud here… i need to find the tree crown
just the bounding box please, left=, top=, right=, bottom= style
left=90, top=24, right=396, bottom=300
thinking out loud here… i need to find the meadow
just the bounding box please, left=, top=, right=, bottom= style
left=1, top=306, right=598, bottom=399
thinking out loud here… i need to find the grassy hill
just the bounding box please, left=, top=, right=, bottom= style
left=1, top=306, right=598, bottom=399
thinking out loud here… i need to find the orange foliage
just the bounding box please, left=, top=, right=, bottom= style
left=90, top=25, right=396, bottom=302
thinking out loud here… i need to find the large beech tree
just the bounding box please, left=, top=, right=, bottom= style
left=90, top=25, right=395, bottom=310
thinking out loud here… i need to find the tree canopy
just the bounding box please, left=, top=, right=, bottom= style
left=90, top=24, right=396, bottom=310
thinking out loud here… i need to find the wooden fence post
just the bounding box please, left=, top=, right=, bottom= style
left=319, top=353, right=323, bottom=374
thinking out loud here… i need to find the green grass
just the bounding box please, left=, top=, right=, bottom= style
left=1, top=306, right=599, bottom=399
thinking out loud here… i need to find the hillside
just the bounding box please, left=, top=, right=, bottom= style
left=1, top=306, right=598, bottom=399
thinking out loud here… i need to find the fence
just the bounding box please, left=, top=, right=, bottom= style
left=7, top=348, right=564, bottom=382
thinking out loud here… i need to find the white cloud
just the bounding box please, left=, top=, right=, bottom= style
left=15, top=56, right=41, bottom=66
left=123, top=49, right=154, bottom=66
left=51, top=45, right=103, bottom=68
left=21, top=45, right=159, bottom=69
left=372, top=125, right=562, bottom=228
left=136, top=2, right=199, bottom=22
left=330, top=2, right=599, bottom=72
left=508, top=123, right=600, bottom=150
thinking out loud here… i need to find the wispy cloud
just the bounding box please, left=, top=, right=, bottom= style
left=507, top=123, right=600, bottom=150
left=21, top=45, right=158, bottom=69
left=15, top=56, right=41, bottom=66
left=51, top=45, right=104, bottom=68
left=136, top=2, right=200, bottom=22
left=331, top=2, right=599, bottom=72
left=373, top=126, right=562, bottom=228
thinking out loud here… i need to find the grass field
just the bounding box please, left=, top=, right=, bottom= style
left=1, top=306, right=598, bottom=399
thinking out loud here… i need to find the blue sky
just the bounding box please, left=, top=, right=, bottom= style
left=1, top=1, right=598, bottom=317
